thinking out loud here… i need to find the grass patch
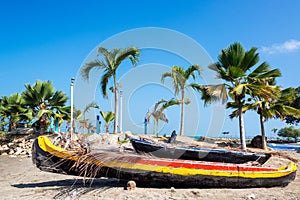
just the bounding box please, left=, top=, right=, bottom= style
left=118, top=139, right=129, bottom=144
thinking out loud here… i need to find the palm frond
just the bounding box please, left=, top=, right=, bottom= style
left=114, top=47, right=140, bottom=67
left=162, top=99, right=180, bottom=109
left=228, top=66, right=245, bottom=79
left=153, top=99, right=167, bottom=111
left=83, top=102, right=100, bottom=117
left=241, top=47, right=259, bottom=71
left=81, top=60, right=107, bottom=80
left=184, top=64, right=202, bottom=80
left=100, top=111, right=115, bottom=123
left=218, top=42, right=245, bottom=69
left=248, top=62, right=270, bottom=77
left=257, top=69, right=282, bottom=80
left=207, top=84, right=228, bottom=104
left=98, top=47, right=116, bottom=69
left=50, top=91, right=68, bottom=107
left=101, top=69, right=114, bottom=98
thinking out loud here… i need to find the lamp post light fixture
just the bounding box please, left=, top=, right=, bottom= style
left=70, top=77, right=75, bottom=141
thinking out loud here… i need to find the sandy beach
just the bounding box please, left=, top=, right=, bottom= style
left=0, top=149, right=299, bottom=200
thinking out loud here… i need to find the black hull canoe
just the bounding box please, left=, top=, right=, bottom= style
left=32, top=136, right=296, bottom=188
left=130, top=138, right=271, bottom=164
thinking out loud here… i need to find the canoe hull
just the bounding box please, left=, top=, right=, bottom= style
left=131, top=138, right=271, bottom=164
left=268, top=143, right=300, bottom=151
left=32, top=136, right=296, bottom=188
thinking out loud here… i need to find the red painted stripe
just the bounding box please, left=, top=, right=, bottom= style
left=131, top=158, right=277, bottom=172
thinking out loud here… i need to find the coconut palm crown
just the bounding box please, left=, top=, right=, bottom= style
left=81, top=46, right=140, bottom=133
left=22, top=80, right=68, bottom=133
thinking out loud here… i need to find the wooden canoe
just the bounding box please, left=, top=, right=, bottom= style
left=130, top=138, right=271, bottom=164
left=32, top=136, right=296, bottom=188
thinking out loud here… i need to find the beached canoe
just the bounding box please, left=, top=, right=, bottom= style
left=130, top=138, right=271, bottom=164
left=32, top=136, right=296, bottom=188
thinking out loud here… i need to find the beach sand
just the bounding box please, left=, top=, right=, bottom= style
left=0, top=150, right=299, bottom=200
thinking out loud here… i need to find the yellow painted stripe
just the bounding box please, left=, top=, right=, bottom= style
left=37, top=136, right=296, bottom=179
left=104, top=161, right=296, bottom=179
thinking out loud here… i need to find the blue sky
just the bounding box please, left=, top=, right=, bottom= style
left=0, top=0, right=299, bottom=138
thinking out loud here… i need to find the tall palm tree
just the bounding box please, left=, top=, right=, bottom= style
left=81, top=47, right=140, bottom=134
left=100, top=111, right=115, bottom=134
left=227, top=65, right=283, bottom=150
left=208, top=42, right=281, bottom=150
left=161, top=65, right=201, bottom=136
left=0, top=93, right=32, bottom=131
left=148, top=99, right=181, bottom=136
left=228, top=85, right=277, bottom=149
left=22, top=80, right=68, bottom=133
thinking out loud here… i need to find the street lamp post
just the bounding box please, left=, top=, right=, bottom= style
left=119, top=90, right=123, bottom=134
left=70, top=77, right=75, bottom=141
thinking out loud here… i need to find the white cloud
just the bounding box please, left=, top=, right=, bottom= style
left=261, top=39, right=300, bottom=54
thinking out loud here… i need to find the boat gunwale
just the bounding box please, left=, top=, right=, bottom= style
left=130, top=138, right=269, bottom=156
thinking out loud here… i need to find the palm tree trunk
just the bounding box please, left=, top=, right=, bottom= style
left=9, top=120, right=16, bottom=132
left=179, top=89, right=185, bottom=136
left=106, top=124, right=109, bottom=134
left=113, top=75, right=118, bottom=134
left=259, top=113, right=267, bottom=150
left=238, top=100, right=247, bottom=150
left=155, top=119, right=158, bottom=136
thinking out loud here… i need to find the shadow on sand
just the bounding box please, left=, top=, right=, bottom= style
left=12, top=178, right=126, bottom=199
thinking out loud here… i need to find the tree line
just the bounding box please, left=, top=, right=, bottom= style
left=1, top=42, right=300, bottom=150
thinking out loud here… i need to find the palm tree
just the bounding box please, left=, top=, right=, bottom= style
left=81, top=47, right=140, bottom=133
left=100, top=111, right=115, bottom=134
left=79, top=119, right=89, bottom=132
left=22, top=80, right=68, bottom=133
left=256, top=88, right=300, bottom=149
left=229, top=88, right=300, bottom=150
left=86, top=122, right=95, bottom=134
left=0, top=93, right=32, bottom=131
left=82, top=102, right=99, bottom=118
left=161, top=65, right=201, bottom=136
left=79, top=102, right=99, bottom=133
left=148, top=99, right=181, bottom=136
left=227, top=65, right=283, bottom=150
left=208, top=42, right=281, bottom=150
left=228, top=86, right=276, bottom=149
left=285, top=86, right=300, bottom=125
